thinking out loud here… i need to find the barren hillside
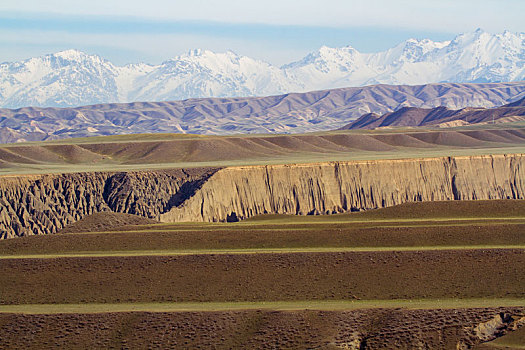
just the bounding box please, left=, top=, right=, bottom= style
left=342, top=96, right=525, bottom=130
left=1, top=82, right=524, bottom=143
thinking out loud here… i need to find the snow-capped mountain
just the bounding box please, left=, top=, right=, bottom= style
left=285, top=29, right=525, bottom=88
left=0, top=49, right=122, bottom=107
left=0, top=29, right=524, bottom=108
left=128, top=49, right=295, bottom=103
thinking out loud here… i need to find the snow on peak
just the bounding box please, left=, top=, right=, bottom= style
left=0, top=30, right=523, bottom=108
left=53, top=49, right=88, bottom=60
left=49, top=50, right=110, bottom=66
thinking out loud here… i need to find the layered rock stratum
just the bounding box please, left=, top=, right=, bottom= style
left=161, top=154, right=524, bottom=222
left=1, top=154, right=523, bottom=239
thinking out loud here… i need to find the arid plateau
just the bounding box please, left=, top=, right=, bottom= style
left=1, top=90, right=525, bottom=349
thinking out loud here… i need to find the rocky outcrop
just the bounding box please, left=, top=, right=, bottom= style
left=458, top=312, right=525, bottom=349
left=102, top=168, right=217, bottom=218
left=0, top=173, right=109, bottom=239
left=161, top=154, right=524, bottom=223
left=1, top=154, right=523, bottom=238
left=0, top=168, right=218, bottom=239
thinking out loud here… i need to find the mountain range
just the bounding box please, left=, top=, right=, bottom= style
left=0, top=29, right=524, bottom=109
left=1, top=82, right=524, bottom=143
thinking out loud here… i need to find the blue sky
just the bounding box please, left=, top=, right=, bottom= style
left=0, top=0, right=523, bottom=65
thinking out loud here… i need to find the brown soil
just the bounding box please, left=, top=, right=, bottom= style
left=1, top=250, right=523, bottom=305
left=58, top=212, right=158, bottom=234
left=2, top=200, right=523, bottom=348
left=0, top=307, right=523, bottom=349
left=247, top=200, right=525, bottom=221
left=1, top=222, right=523, bottom=256
left=475, top=326, right=525, bottom=349
left=343, top=199, right=525, bottom=220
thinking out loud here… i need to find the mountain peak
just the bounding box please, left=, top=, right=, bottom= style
left=187, top=48, right=205, bottom=57
left=453, top=28, right=494, bottom=43
left=53, top=49, right=90, bottom=60
left=0, top=30, right=523, bottom=108
left=184, top=48, right=241, bottom=58
left=318, top=45, right=358, bottom=54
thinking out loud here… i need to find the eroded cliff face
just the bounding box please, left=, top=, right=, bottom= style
left=0, top=168, right=218, bottom=238
left=1, top=154, right=523, bottom=238
left=160, top=154, right=524, bottom=223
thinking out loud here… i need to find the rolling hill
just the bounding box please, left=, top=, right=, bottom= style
left=1, top=82, right=524, bottom=143
left=341, top=96, right=525, bottom=130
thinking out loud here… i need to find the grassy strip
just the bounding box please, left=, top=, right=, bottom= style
left=63, top=218, right=525, bottom=235
left=2, top=245, right=524, bottom=259
left=1, top=298, right=524, bottom=314
left=238, top=217, right=525, bottom=225
left=2, top=147, right=525, bottom=176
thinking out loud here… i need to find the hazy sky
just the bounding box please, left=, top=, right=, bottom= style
left=1, top=0, right=523, bottom=65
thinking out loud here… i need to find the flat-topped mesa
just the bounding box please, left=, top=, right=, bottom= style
left=160, top=154, right=525, bottom=223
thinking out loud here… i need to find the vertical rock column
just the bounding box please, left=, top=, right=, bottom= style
left=161, top=154, right=524, bottom=222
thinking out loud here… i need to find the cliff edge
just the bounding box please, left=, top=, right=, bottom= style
left=161, top=154, right=524, bottom=222
left=0, top=168, right=219, bottom=238
left=1, top=154, right=523, bottom=238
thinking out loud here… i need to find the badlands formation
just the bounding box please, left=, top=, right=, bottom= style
left=1, top=154, right=523, bottom=239
left=1, top=90, right=524, bottom=349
